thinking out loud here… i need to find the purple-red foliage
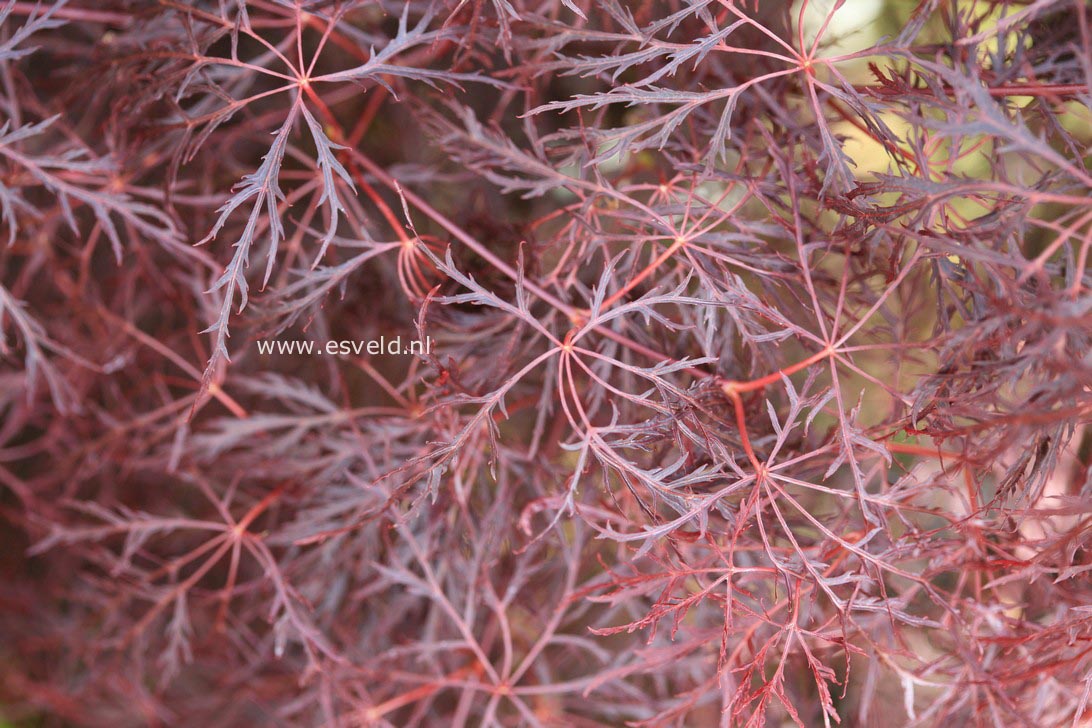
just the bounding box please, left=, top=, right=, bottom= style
left=1, top=0, right=1090, bottom=725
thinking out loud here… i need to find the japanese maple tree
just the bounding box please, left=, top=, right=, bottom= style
left=1, top=0, right=1090, bottom=726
